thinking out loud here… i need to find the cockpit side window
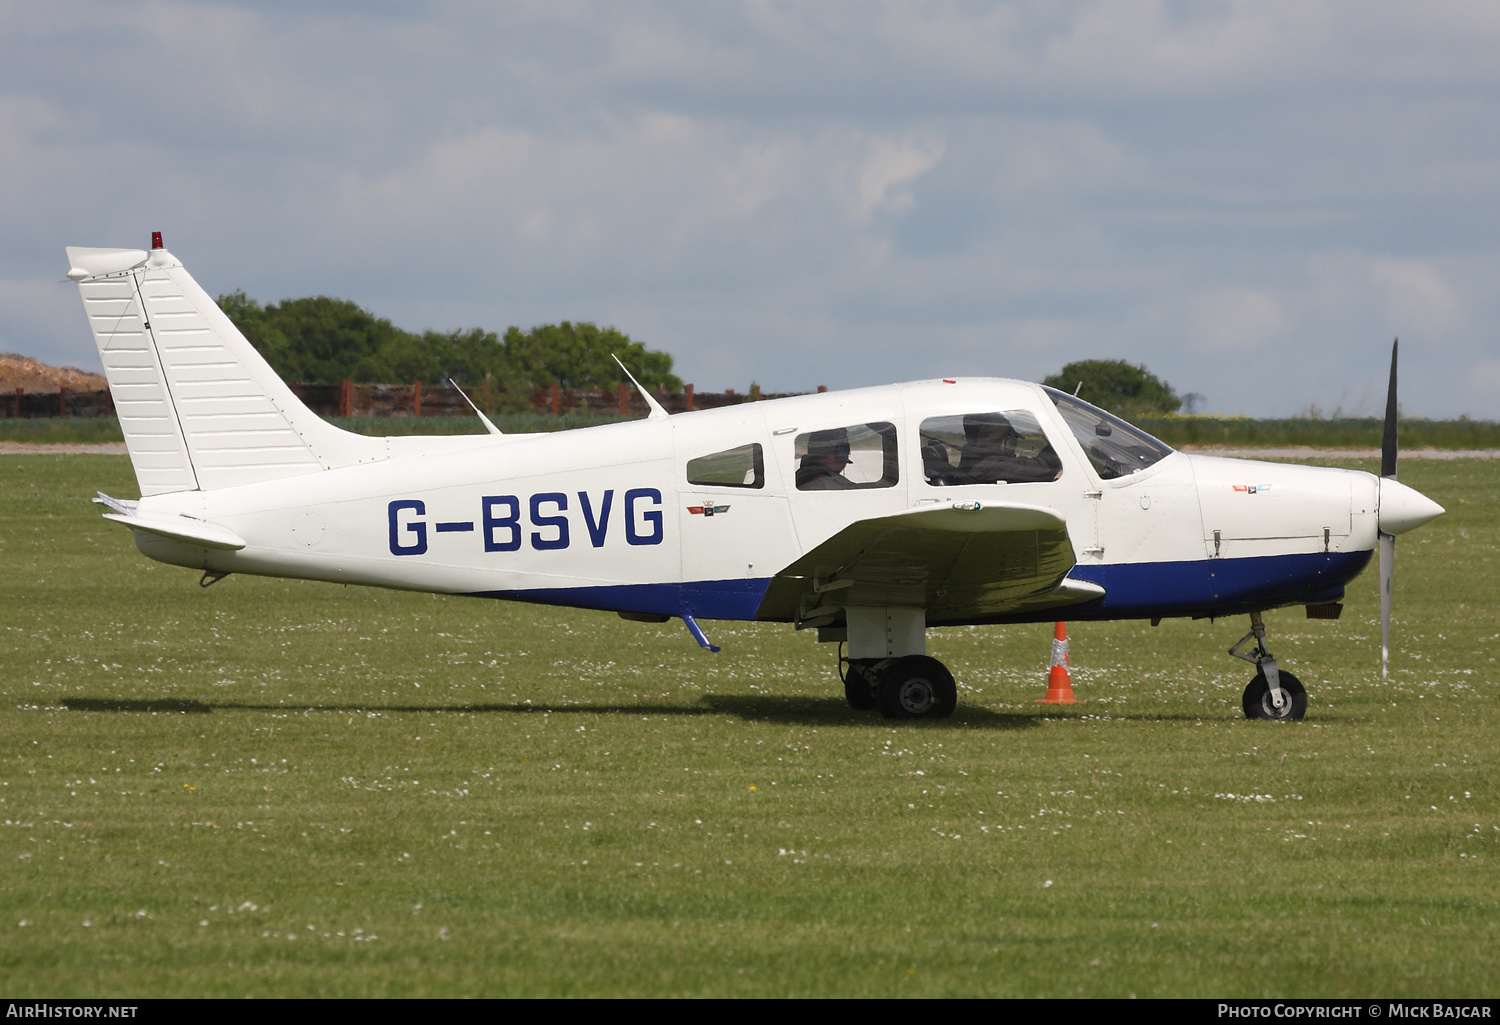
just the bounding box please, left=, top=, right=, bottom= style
left=686, top=443, right=765, bottom=489
left=1043, top=387, right=1173, bottom=480
left=920, top=410, right=1063, bottom=486
left=794, top=422, right=899, bottom=491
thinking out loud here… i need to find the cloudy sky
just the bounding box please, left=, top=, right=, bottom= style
left=3, top=1, right=1498, bottom=417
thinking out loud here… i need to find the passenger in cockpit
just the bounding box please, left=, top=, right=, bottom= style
left=797, top=428, right=858, bottom=490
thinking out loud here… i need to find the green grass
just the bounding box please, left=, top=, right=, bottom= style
left=0, top=455, right=1496, bottom=996
left=5, top=412, right=1500, bottom=447
left=0, top=418, right=131, bottom=444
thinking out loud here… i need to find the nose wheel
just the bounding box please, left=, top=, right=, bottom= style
left=1231, top=612, right=1307, bottom=721
left=1242, top=669, right=1307, bottom=721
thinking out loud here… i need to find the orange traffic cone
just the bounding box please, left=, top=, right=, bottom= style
left=1035, top=621, right=1080, bottom=704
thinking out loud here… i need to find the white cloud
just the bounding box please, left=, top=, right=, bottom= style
left=1044, top=0, right=1331, bottom=90
left=988, top=120, right=1141, bottom=203
left=1191, top=287, right=1287, bottom=353
left=1368, top=258, right=1464, bottom=332
left=850, top=134, right=945, bottom=221
left=1468, top=359, right=1500, bottom=394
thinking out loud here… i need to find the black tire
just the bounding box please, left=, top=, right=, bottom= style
left=876, top=656, right=957, bottom=720
left=844, top=672, right=877, bottom=710
left=1242, top=670, right=1307, bottom=721
left=842, top=658, right=878, bottom=710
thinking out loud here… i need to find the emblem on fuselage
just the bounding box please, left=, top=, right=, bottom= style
left=687, top=504, right=731, bottom=517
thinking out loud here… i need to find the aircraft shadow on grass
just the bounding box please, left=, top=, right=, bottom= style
left=698, top=695, right=1040, bottom=729
left=60, top=694, right=1040, bottom=729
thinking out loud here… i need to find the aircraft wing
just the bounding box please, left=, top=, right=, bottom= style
left=757, top=501, right=1103, bottom=625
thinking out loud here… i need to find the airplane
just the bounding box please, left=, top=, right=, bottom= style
left=64, top=235, right=1445, bottom=722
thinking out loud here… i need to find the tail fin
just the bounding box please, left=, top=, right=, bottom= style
left=66, top=242, right=383, bottom=496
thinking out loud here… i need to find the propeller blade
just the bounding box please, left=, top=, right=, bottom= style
left=1379, top=338, right=1399, bottom=677
left=1381, top=338, right=1398, bottom=480
left=1379, top=531, right=1394, bottom=678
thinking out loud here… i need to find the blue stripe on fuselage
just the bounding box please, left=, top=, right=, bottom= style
left=469, top=577, right=773, bottom=620
left=1054, top=549, right=1371, bottom=622
left=468, top=550, right=1370, bottom=625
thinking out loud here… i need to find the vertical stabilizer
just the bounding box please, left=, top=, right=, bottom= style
left=66, top=243, right=384, bottom=496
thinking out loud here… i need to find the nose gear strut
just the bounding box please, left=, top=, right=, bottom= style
left=1230, top=611, right=1283, bottom=709
left=1229, top=612, right=1307, bottom=721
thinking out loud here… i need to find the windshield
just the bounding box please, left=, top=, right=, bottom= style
left=1043, top=387, right=1173, bottom=480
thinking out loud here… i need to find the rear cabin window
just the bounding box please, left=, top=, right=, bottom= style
left=920, top=410, right=1063, bottom=485
left=686, top=443, right=765, bottom=489
left=794, top=422, right=899, bottom=491
left=1044, top=387, right=1173, bottom=480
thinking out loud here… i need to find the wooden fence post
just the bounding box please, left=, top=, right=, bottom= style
left=619, top=382, right=628, bottom=415
left=413, top=380, right=422, bottom=417
left=685, top=383, right=694, bottom=412
left=550, top=382, right=560, bottom=416
left=339, top=380, right=352, bottom=417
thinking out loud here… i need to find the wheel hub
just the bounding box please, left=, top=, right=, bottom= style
left=1259, top=691, right=1293, bottom=720
left=871, top=655, right=957, bottom=720
left=897, top=678, right=936, bottom=714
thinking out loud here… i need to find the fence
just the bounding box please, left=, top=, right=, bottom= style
left=6, top=387, right=115, bottom=418
left=1, top=382, right=825, bottom=420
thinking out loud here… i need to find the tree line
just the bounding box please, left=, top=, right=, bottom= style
left=216, top=291, right=1186, bottom=418
left=216, top=292, right=682, bottom=414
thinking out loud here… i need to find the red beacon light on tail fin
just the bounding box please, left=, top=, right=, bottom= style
left=151, top=231, right=163, bottom=250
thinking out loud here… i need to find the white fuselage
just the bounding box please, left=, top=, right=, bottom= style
left=127, top=378, right=1383, bottom=624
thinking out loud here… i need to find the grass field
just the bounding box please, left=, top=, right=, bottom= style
left=1, top=454, right=1496, bottom=997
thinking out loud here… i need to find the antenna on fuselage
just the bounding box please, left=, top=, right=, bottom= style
left=611, top=355, right=669, bottom=420
left=1073, top=381, right=1083, bottom=396
left=447, top=378, right=503, bottom=436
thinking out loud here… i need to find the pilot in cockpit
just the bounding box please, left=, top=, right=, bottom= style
left=796, top=428, right=858, bottom=490
left=958, top=413, right=1063, bottom=484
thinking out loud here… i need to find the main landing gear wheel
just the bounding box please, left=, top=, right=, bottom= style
left=877, top=655, right=957, bottom=720
left=1242, top=670, right=1307, bottom=721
